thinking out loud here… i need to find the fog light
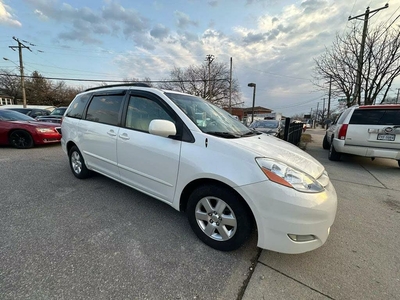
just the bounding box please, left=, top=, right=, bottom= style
left=288, top=234, right=316, bottom=242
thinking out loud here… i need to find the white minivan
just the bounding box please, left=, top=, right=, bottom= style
left=61, top=84, right=337, bottom=254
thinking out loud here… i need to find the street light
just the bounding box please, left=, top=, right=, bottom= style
left=3, top=57, right=27, bottom=108
left=248, top=83, right=256, bottom=124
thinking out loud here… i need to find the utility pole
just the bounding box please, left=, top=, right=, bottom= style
left=322, top=98, right=326, bottom=120
left=205, top=54, right=214, bottom=101
left=327, top=76, right=332, bottom=119
left=348, top=3, right=388, bottom=105
left=229, top=57, right=232, bottom=113
left=9, top=37, right=33, bottom=108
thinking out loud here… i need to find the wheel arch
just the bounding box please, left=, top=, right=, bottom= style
left=66, top=140, right=78, bottom=154
left=179, top=178, right=256, bottom=227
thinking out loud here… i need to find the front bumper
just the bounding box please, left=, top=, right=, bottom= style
left=236, top=179, right=337, bottom=254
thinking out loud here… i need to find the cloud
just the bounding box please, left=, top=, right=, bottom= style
left=0, top=1, right=22, bottom=27
left=174, top=11, right=198, bottom=29
left=301, top=0, right=328, bottom=14
left=24, top=0, right=153, bottom=47
left=150, top=24, right=170, bottom=40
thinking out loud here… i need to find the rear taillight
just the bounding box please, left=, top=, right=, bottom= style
left=338, top=124, right=348, bottom=140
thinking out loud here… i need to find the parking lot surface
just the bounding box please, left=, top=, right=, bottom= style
left=0, top=145, right=258, bottom=299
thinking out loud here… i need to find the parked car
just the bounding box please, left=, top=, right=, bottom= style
left=249, top=119, right=283, bottom=138
left=4, top=107, right=51, bottom=118
left=36, top=107, right=67, bottom=123
left=0, top=110, right=62, bottom=149
left=61, top=84, right=337, bottom=254
left=323, top=105, right=400, bottom=167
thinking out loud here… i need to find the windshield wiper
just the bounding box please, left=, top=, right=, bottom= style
left=241, top=130, right=259, bottom=137
left=206, top=131, right=241, bottom=138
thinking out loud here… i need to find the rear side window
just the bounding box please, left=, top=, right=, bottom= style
left=337, top=109, right=352, bottom=124
left=349, top=109, right=400, bottom=125
left=66, top=93, right=91, bottom=119
left=85, top=94, right=124, bottom=126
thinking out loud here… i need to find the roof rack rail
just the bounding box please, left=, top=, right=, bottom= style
left=84, top=82, right=152, bottom=92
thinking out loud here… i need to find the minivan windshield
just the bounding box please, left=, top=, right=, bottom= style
left=165, top=92, right=255, bottom=138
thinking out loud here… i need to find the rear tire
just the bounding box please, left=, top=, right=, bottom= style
left=322, top=134, right=330, bottom=150
left=68, top=146, right=92, bottom=179
left=186, top=185, right=253, bottom=251
left=9, top=130, right=34, bottom=149
left=328, top=142, right=341, bottom=161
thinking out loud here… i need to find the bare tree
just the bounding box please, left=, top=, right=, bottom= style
left=157, top=61, right=241, bottom=107
left=0, top=69, right=21, bottom=103
left=314, top=23, right=400, bottom=106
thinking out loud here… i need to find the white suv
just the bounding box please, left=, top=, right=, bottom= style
left=61, top=84, right=337, bottom=253
left=323, top=105, right=400, bottom=167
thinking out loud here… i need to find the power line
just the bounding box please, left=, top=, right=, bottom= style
left=0, top=73, right=231, bottom=84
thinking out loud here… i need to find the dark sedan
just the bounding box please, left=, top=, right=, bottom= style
left=249, top=120, right=283, bottom=138
left=0, top=110, right=62, bottom=149
left=36, top=107, right=67, bottom=124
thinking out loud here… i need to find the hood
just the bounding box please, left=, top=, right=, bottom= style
left=231, top=134, right=324, bottom=179
left=12, top=120, right=59, bottom=128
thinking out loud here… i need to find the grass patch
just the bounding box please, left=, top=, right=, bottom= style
left=301, top=134, right=312, bottom=143
left=298, top=133, right=312, bottom=150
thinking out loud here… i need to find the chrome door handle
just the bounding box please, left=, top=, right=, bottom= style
left=107, top=130, right=117, bottom=136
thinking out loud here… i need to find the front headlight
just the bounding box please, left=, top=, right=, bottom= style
left=255, top=158, right=324, bottom=193
left=36, top=128, right=54, bottom=133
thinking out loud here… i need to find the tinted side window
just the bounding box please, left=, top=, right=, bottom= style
left=125, top=96, right=175, bottom=132
left=66, top=93, right=91, bottom=119
left=337, top=109, right=352, bottom=124
left=85, top=95, right=124, bottom=126
left=349, top=109, right=400, bottom=125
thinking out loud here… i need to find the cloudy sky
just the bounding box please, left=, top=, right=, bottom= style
left=1, top=0, right=399, bottom=116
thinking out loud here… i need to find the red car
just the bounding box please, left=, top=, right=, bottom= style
left=0, top=109, right=62, bottom=149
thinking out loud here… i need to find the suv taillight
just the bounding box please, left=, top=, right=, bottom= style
left=338, top=124, right=348, bottom=140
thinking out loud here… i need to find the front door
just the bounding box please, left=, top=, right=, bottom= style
left=117, top=94, right=181, bottom=203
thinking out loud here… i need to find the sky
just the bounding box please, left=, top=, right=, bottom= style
left=1, top=0, right=399, bottom=117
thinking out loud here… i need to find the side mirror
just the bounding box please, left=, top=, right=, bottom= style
left=149, top=119, right=177, bottom=138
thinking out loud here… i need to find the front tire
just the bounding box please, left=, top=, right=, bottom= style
left=322, top=134, right=330, bottom=150
left=186, top=185, right=253, bottom=251
left=9, top=130, right=34, bottom=149
left=68, top=146, right=92, bottom=179
left=328, top=141, right=341, bottom=161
